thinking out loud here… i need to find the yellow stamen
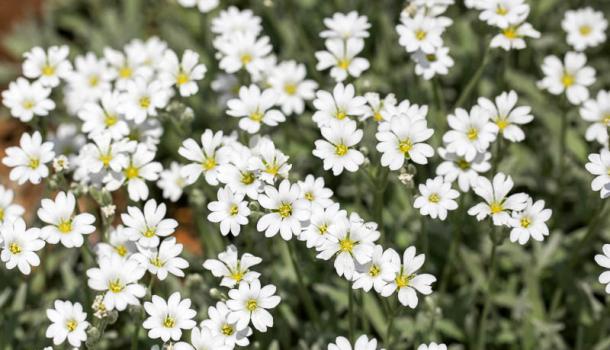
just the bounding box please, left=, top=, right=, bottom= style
left=318, top=223, right=328, bottom=235
left=520, top=217, right=531, bottom=228
left=249, top=111, right=263, bottom=122
left=426, top=54, right=437, bottom=62
left=163, top=315, right=176, bottom=328
left=399, top=139, right=413, bottom=154
left=230, top=270, right=244, bottom=282
left=241, top=172, right=255, bottom=185
left=277, top=203, right=292, bottom=218
left=602, top=114, right=610, bottom=126
left=115, top=245, right=128, bottom=257
left=89, top=75, right=100, bottom=87
left=428, top=193, right=440, bottom=203
left=415, top=30, right=427, bottom=41
left=457, top=159, right=470, bottom=170
left=490, top=201, right=503, bottom=214
left=284, top=83, right=297, bottom=95
left=124, top=165, right=139, bottom=180
left=369, top=264, right=380, bottom=277
left=27, top=157, right=40, bottom=169
left=104, top=114, right=118, bottom=127
left=395, top=273, right=413, bottom=288
left=240, top=54, right=252, bottom=65
left=202, top=157, right=217, bottom=171
left=66, top=320, right=77, bottom=332
left=339, top=237, right=355, bottom=252
left=246, top=299, right=258, bottom=311
left=335, top=144, right=348, bottom=156
left=496, top=5, right=508, bottom=15
left=503, top=26, right=518, bottom=39
left=100, top=154, right=112, bottom=167
left=119, top=66, right=132, bottom=79
left=57, top=219, right=72, bottom=234
left=143, top=228, right=156, bottom=238
left=304, top=192, right=314, bottom=201
left=0, top=208, right=4, bottom=222
left=221, top=324, right=234, bottom=335
left=373, top=112, right=383, bottom=122
left=266, top=164, right=280, bottom=176
left=42, top=65, right=55, bottom=76
left=9, top=242, right=21, bottom=255
left=22, top=100, right=34, bottom=110
left=336, top=111, right=347, bottom=120
left=176, top=72, right=189, bottom=86
left=338, top=58, right=350, bottom=70
left=150, top=257, right=164, bottom=267
left=229, top=204, right=239, bottom=216
left=467, top=128, right=478, bottom=140
left=561, top=73, right=574, bottom=87
left=108, top=279, right=123, bottom=293
left=139, top=97, right=151, bottom=109
left=496, top=119, right=509, bottom=131
left=579, top=25, right=592, bottom=36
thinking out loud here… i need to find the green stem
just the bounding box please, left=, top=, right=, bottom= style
left=385, top=304, right=400, bottom=349
left=286, top=240, right=321, bottom=328
left=454, top=44, right=492, bottom=109
left=372, top=167, right=389, bottom=243
left=476, top=227, right=500, bottom=350
left=348, top=281, right=355, bottom=342
left=555, top=107, right=569, bottom=214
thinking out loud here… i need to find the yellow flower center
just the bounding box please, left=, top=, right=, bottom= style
left=27, top=157, right=40, bottom=169
left=428, top=193, right=440, bottom=203
left=115, top=245, right=128, bottom=257
left=221, top=324, right=234, bottom=335
left=369, top=264, right=380, bottom=277
left=89, top=75, right=100, bottom=87
left=561, top=73, right=574, bottom=87
left=246, top=299, right=258, bottom=311
left=496, top=5, right=508, bottom=15
left=318, top=223, right=328, bottom=235
left=241, top=54, right=253, bottom=65
left=415, top=29, right=427, bottom=41
left=399, top=139, right=413, bottom=154
left=277, top=203, right=292, bottom=218
left=503, top=26, right=518, bottom=39
left=373, top=112, right=383, bottom=122
left=336, top=110, right=347, bottom=120
left=304, top=192, right=314, bottom=201
left=42, top=64, right=55, bottom=76
left=108, top=279, right=123, bottom=293
left=579, top=25, right=592, bottom=36
left=100, top=154, right=112, bottom=167
left=229, top=204, right=239, bottom=216
left=395, top=273, right=413, bottom=288
left=457, top=159, right=470, bottom=170
left=241, top=172, right=255, bottom=185
left=335, top=143, right=349, bottom=156
left=176, top=72, right=189, bottom=86
left=150, top=256, right=164, bottom=267
left=201, top=157, right=216, bottom=171
left=0, top=208, right=4, bottom=222
left=266, top=164, right=280, bottom=176
left=57, top=219, right=73, bottom=234
left=124, top=165, right=139, bottom=180
left=119, top=66, right=132, bottom=79
left=602, top=113, right=610, bottom=126
left=490, top=201, right=504, bottom=214
left=143, top=227, right=156, bottom=238
left=496, top=119, right=509, bottom=131
left=338, top=58, right=350, bottom=70
left=230, top=270, right=244, bottom=282
left=9, top=242, right=21, bottom=255
left=284, top=83, right=297, bottom=95
left=104, top=114, right=118, bottom=127
left=426, top=54, right=437, bottom=62
left=66, top=319, right=77, bottom=332
left=249, top=111, right=263, bottom=122
left=339, top=237, right=355, bottom=252
left=22, top=100, right=34, bottom=110
left=520, top=217, right=531, bottom=228
left=163, top=315, right=176, bottom=328
left=139, top=97, right=151, bottom=109
left=467, top=128, right=478, bottom=140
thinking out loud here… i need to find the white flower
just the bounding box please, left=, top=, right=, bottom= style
left=362, top=92, right=396, bottom=123
left=94, top=225, right=136, bottom=260
left=66, top=53, right=113, bottom=104
left=269, top=60, right=318, bottom=115
left=103, top=47, right=151, bottom=89
left=562, top=7, right=608, bottom=51
left=45, top=300, right=89, bottom=348
left=227, top=279, right=281, bottom=332
left=179, top=129, right=229, bottom=186
left=396, top=13, right=448, bottom=54
left=312, top=83, right=368, bottom=126
left=317, top=214, right=379, bottom=279
left=211, top=6, right=262, bottom=38
left=585, top=149, right=610, bottom=198
left=417, top=343, right=447, bottom=350
left=490, top=21, right=540, bottom=51
left=595, top=244, right=610, bottom=294
left=250, top=138, right=291, bottom=184
left=381, top=246, right=436, bottom=308
left=328, top=334, right=384, bottom=350
left=412, top=47, right=454, bottom=80
left=79, top=91, right=129, bottom=140
left=203, top=245, right=262, bottom=288
left=215, top=32, right=272, bottom=75
left=208, top=186, right=251, bottom=236
left=313, top=119, right=365, bottom=175
left=227, top=84, right=285, bottom=134
left=301, top=203, right=347, bottom=249
left=157, top=162, right=187, bottom=202
left=0, top=218, right=44, bottom=275
left=376, top=114, right=435, bottom=169
left=257, top=179, right=309, bottom=240
left=52, top=155, right=70, bottom=172
left=119, top=78, right=171, bottom=123
left=316, top=38, right=370, bottom=82
left=580, top=90, right=610, bottom=145
left=179, top=326, right=231, bottom=350
left=132, top=237, right=189, bottom=280
left=414, top=176, right=460, bottom=220
left=479, top=0, right=530, bottom=28
left=201, top=301, right=251, bottom=348
left=86, top=254, right=146, bottom=311
left=217, top=156, right=262, bottom=200
left=143, top=292, right=196, bottom=342
left=2, top=77, right=55, bottom=122
left=2, top=131, right=55, bottom=185
left=23, top=45, right=72, bottom=87
left=477, top=90, right=534, bottom=142
left=0, top=185, right=24, bottom=225
left=160, top=49, right=206, bottom=96
left=101, top=204, right=117, bottom=219
left=121, top=199, right=179, bottom=247
left=468, top=172, right=529, bottom=226
left=105, top=143, right=162, bottom=201
left=321, top=11, right=371, bottom=39
left=443, top=106, right=496, bottom=161
left=509, top=198, right=552, bottom=244
left=436, top=148, right=491, bottom=192
left=412, top=0, right=454, bottom=16
left=298, top=174, right=334, bottom=209
left=38, top=191, right=96, bottom=248
left=177, top=0, right=219, bottom=13
left=538, top=52, right=596, bottom=105
left=353, top=245, right=400, bottom=293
